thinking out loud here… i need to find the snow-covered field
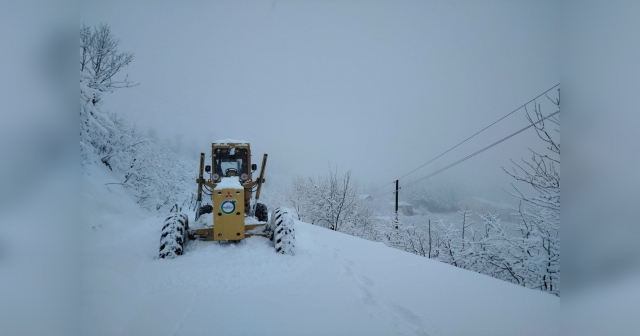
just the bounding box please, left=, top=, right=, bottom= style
left=81, top=163, right=559, bottom=336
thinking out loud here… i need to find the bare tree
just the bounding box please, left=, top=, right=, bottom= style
left=403, top=224, right=429, bottom=257
left=327, top=169, right=357, bottom=231
left=286, top=168, right=378, bottom=235
left=504, top=91, right=560, bottom=211
left=80, top=23, right=137, bottom=105
left=458, top=205, right=475, bottom=242
left=502, top=89, right=561, bottom=296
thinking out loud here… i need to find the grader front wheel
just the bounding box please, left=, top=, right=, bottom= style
left=159, top=213, right=189, bottom=259
left=272, top=207, right=295, bottom=255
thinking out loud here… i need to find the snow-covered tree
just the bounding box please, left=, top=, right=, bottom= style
left=80, top=69, right=115, bottom=162
left=80, top=24, right=197, bottom=214
left=80, top=23, right=137, bottom=163
left=287, top=169, right=387, bottom=241
left=503, top=92, right=560, bottom=296
left=458, top=206, right=475, bottom=242
left=287, top=169, right=358, bottom=231
left=470, top=211, right=524, bottom=285
left=402, top=222, right=430, bottom=257
left=80, top=23, right=136, bottom=105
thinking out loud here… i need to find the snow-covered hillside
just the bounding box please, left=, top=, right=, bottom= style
left=82, top=163, right=559, bottom=336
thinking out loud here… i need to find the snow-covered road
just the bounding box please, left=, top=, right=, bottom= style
left=81, top=164, right=559, bottom=336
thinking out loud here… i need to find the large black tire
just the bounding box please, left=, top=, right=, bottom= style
left=273, top=207, right=295, bottom=255
left=159, top=213, right=189, bottom=259
left=255, top=203, right=268, bottom=222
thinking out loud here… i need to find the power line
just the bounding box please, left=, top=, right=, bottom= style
left=372, top=110, right=560, bottom=199
left=392, top=83, right=560, bottom=184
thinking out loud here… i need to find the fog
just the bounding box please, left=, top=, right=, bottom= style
left=81, top=0, right=558, bottom=202
left=4, top=1, right=640, bottom=334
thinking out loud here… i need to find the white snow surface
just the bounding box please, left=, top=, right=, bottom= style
left=213, top=138, right=249, bottom=145
left=82, top=164, right=559, bottom=336
left=215, top=177, right=244, bottom=190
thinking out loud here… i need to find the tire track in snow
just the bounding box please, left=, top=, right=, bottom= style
left=171, top=293, right=198, bottom=336
left=336, top=251, right=429, bottom=336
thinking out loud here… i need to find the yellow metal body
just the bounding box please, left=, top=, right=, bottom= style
left=196, top=153, right=204, bottom=203
left=212, top=187, right=245, bottom=240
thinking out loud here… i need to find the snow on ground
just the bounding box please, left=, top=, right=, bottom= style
left=81, top=163, right=559, bottom=336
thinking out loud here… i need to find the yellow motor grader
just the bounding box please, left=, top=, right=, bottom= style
left=158, top=141, right=295, bottom=258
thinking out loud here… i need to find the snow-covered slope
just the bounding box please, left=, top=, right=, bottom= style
left=81, top=163, right=559, bottom=336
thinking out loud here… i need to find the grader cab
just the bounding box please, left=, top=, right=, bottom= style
left=158, top=141, right=295, bottom=259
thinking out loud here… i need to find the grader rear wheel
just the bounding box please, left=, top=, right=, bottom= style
left=255, top=202, right=268, bottom=222
left=198, top=204, right=213, bottom=217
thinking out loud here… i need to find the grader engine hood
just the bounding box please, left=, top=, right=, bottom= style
left=212, top=177, right=245, bottom=240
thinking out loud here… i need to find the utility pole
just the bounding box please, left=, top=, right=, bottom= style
left=394, top=179, right=399, bottom=229
left=428, top=219, right=432, bottom=258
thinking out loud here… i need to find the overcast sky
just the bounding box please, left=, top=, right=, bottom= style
left=80, top=0, right=558, bottom=201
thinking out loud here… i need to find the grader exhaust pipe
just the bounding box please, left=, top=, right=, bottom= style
left=255, top=153, right=268, bottom=201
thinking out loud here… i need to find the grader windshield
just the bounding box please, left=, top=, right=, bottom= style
left=213, top=147, right=248, bottom=178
